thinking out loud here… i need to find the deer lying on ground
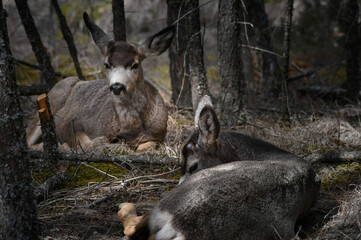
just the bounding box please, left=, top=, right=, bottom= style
left=118, top=95, right=320, bottom=239
left=119, top=160, right=320, bottom=240
left=26, top=12, right=174, bottom=152
left=179, top=95, right=306, bottom=183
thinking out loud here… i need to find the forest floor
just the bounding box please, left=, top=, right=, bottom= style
left=21, top=93, right=361, bottom=240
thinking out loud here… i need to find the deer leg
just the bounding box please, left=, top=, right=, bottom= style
left=136, top=141, right=158, bottom=152
left=74, top=132, right=92, bottom=150
left=27, top=124, right=42, bottom=147
left=118, top=203, right=148, bottom=237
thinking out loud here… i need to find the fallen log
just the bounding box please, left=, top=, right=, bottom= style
left=34, top=169, right=69, bottom=203
left=29, top=150, right=180, bottom=166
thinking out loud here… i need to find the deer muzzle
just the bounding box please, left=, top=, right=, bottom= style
left=110, top=83, right=126, bottom=95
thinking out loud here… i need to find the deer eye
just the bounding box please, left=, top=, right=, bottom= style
left=131, top=63, right=139, bottom=70
left=104, top=63, right=111, bottom=69
left=188, top=163, right=198, bottom=174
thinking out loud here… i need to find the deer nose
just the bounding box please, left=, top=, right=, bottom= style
left=110, top=83, right=126, bottom=95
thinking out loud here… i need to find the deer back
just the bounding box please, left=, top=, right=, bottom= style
left=149, top=159, right=320, bottom=240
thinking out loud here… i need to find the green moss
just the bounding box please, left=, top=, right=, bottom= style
left=170, top=173, right=180, bottom=180
left=32, top=168, right=58, bottom=186
left=62, top=163, right=128, bottom=188
left=32, top=163, right=128, bottom=189
left=165, top=185, right=174, bottom=191
left=320, top=162, right=361, bottom=191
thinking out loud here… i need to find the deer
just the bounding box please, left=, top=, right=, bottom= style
left=26, top=12, right=174, bottom=152
left=117, top=95, right=320, bottom=239
left=179, top=95, right=309, bottom=183
left=119, top=159, right=320, bottom=240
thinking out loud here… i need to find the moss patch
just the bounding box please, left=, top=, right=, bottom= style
left=319, top=162, right=361, bottom=191
left=32, top=163, right=128, bottom=189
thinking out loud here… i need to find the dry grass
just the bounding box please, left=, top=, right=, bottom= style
left=316, top=186, right=361, bottom=240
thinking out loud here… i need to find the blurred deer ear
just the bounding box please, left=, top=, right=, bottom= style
left=137, top=25, right=175, bottom=57
left=194, top=95, right=213, bottom=129
left=197, top=105, right=220, bottom=147
left=83, top=12, right=111, bottom=54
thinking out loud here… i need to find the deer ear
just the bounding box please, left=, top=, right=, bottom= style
left=194, top=95, right=213, bottom=129
left=197, top=105, right=220, bottom=147
left=137, top=25, right=175, bottom=57
left=83, top=12, right=111, bottom=54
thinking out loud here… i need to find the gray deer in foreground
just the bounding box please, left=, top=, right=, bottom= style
left=118, top=95, right=320, bottom=240
left=26, top=12, right=174, bottom=152
left=146, top=159, right=320, bottom=240
left=179, top=95, right=304, bottom=183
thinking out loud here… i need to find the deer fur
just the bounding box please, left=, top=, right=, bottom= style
left=179, top=95, right=302, bottom=183
left=26, top=12, right=174, bottom=152
left=147, top=159, right=320, bottom=240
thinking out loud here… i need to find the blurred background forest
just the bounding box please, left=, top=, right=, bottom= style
left=7, top=0, right=361, bottom=108
left=1, top=0, right=361, bottom=239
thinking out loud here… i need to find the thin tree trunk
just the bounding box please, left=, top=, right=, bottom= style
left=217, top=0, right=246, bottom=126
left=167, top=0, right=192, bottom=107
left=112, top=0, right=126, bottom=42
left=15, top=0, right=57, bottom=89
left=246, top=0, right=280, bottom=95
left=340, top=0, right=360, bottom=100
left=52, top=0, right=85, bottom=80
left=183, top=0, right=209, bottom=110
left=37, top=94, right=59, bottom=168
left=281, top=0, right=293, bottom=123
left=0, top=3, right=40, bottom=239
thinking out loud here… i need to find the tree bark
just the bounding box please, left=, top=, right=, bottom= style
left=52, top=0, right=85, bottom=80
left=281, top=0, right=293, bottom=123
left=217, top=0, right=246, bottom=126
left=167, top=0, right=192, bottom=107
left=340, top=0, right=360, bottom=100
left=15, top=0, right=57, bottom=89
left=112, top=0, right=126, bottom=42
left=246, top=0, right=280, bottom=95
left=0, top=3, right=40, bottom=239
left=183, top=0, right=209, bottom=110
left=37, top=94, right=59, bottom=168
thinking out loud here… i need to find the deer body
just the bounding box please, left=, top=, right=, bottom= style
left=149, top=159, right=319, bottom=240
left=26, top=13, right=174, bottom=151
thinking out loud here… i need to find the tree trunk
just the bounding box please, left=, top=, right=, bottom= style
left=52, top=0, right=85, bottom=80
left=246, top=0, right=280, bottom=95
left=112, top=0, right=126, bottom=42
left=167, top=0, right=192, bottom=107
left=281, top=0, right=293, bottom=123
left=0, top=3, right=40, bottom=239
left=183, top=0, right=209, bottom=110
left=15, top=0, right=57, bottom=89
left=340, top=0, right=360, bottom=100
left=37, top=94, right=59, bottom=168
left=217, top=0, right=246, bottom=126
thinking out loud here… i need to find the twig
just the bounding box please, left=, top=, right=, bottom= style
left=14, top=58, right=67, bottom=79
left=81, top=162, right=118, bottom=180
left=305, top=151, right=361, bottom=163
left=139, top=179, right=178, bottom=184
left=29, top=150, right=180, bottom=166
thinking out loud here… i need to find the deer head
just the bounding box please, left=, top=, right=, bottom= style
left=83, top=12, right=175, bottom=99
